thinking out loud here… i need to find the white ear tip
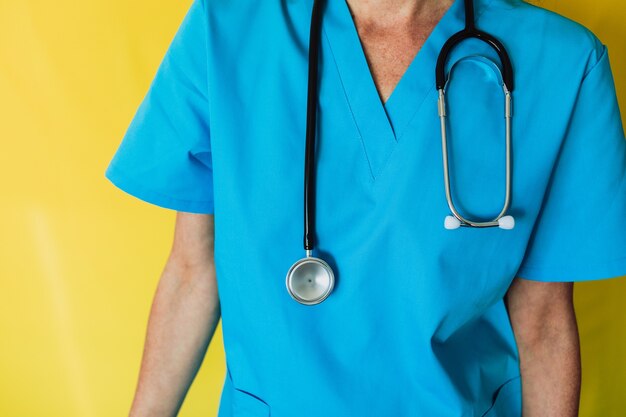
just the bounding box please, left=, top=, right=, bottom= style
left=444, top=215, right=461, bottom=230
left=498, top=215, right=515, bottom=229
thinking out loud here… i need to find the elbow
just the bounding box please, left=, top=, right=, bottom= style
left=506, top=279, right=579, bottom=353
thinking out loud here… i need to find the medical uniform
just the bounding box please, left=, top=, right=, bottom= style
left=104, top=0, right=626, bottom=415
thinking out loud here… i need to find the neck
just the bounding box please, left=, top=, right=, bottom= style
left=345, top=0, right=455, bottom=27
left=346, top=0, right=451, bottom=20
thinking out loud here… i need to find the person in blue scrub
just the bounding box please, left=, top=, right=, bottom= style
left=105, top=0, right=626, bottom=415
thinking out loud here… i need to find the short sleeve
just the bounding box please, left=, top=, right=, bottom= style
left=104, top=0, right=214, bottom=214
left=517, top=44, right=626, bottom=282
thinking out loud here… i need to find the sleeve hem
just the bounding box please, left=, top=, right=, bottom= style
left=104, top=163, right=214, bottom=215
left=516, top=255, right=626, bottom=282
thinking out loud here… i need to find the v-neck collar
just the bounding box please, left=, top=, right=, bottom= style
left=300, top=0, right=494, bottom=179
left=382, top=0, right=463, bottom=140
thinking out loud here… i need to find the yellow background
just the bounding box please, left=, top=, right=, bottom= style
left=0, top=0, right=624, bottom=416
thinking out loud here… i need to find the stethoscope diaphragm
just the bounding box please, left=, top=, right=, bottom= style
left=286, top=255, right=335, bottom=305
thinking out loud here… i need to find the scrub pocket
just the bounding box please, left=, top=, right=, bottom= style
left=481, top=375, right=522, bottom=417
left=226, top=367, right=271, bottom=417
left=232, top=388, right=271, bottom=417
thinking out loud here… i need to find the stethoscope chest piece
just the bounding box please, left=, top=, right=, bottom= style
left=286, top=255, right=335, bottom=305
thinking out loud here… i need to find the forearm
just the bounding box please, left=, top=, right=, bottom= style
left=129, top=258, right=221, bottom=417
left=516, top=314, right=581, bottom=416
left=506, top=279, right=581, bottom=417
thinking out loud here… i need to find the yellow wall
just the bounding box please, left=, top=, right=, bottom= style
left=0, top=1, right=624, bottom=416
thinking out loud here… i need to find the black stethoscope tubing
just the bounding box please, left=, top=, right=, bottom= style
left=303, top=0, right=324, bottom=252
left=435, top=0, right=514, bottom=91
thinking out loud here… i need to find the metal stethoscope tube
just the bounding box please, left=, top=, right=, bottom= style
left=438, top=87, right=515, bottom=229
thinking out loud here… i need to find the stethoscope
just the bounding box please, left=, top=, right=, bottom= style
left=286, top=0, right=515, bottom=305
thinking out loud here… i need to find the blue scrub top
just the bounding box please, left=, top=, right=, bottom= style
left=105, top=0, right=626, bottom=415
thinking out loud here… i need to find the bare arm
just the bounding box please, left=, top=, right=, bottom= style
left=505, top=278, right=581, bottom=417
left=129, top=212, right=220, bottom=417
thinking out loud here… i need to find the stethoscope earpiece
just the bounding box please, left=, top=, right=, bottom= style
left=498, top=215, right=515, bottom=229
left=444, top=215, right=462, bottom=230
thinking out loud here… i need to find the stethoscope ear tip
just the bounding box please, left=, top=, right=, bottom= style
left=444, top=214, right=515, bottom=229
left=497, top=215, right=515, bottom=229
left=444, top=215, right=462, bottom=230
